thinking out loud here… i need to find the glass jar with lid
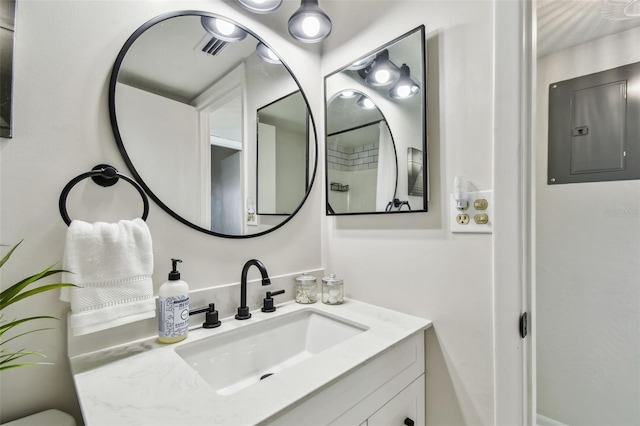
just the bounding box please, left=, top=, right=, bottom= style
left=295, top=272, right=317, bottom=304
left=322, top=274, right=344, bottom=305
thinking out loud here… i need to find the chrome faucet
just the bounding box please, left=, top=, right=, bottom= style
left=236, top=259, right=271, bottom=320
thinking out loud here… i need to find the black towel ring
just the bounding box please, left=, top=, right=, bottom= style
left=59, top=164, right=149, bottom=226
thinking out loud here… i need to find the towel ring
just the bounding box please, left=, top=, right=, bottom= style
left=59, top=164, right=149, bottom=226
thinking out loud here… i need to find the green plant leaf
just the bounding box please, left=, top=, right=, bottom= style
left=0, top=316, right=57, bottom=336
left=0, top=264, right=68, bottom=306
left=0, top=349, right=50, bottom=370
left=0, top=283, right=75, bottom=311
left=0, top=327, right=54, bottom=347
left=0, top=240, right=22, bottom=269
left=0, top=240, right=73, bottom=370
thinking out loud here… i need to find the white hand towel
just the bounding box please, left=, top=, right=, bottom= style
left=60, top=218, right=155, bottom=336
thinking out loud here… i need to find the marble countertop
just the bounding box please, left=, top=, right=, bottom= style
left=70, top=299, right=431, bottom=426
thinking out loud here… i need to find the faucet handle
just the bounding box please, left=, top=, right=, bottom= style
left=190, top=303, right=221, bottom=328
left=203, top=303, right=221, bottom=328
left=261, top=289, right=285, bottom=313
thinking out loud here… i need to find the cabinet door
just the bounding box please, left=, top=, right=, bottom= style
left=367, top=375, right=425, bottom=426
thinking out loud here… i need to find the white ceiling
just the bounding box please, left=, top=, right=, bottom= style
left=537, top=0, right=640, bottom=57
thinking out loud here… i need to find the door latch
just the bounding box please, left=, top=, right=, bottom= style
left=519, top=312, right=528, bottom=339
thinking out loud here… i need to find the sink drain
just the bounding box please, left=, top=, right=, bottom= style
left=259, top=373, right=274, bottom=380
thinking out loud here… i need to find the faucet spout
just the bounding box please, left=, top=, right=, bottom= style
left=236, top=259, right=271, bottom=320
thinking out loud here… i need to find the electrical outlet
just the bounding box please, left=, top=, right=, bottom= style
left=450, top=190, right=493, bottom=233
left=456, top=213, right=470, bottom=225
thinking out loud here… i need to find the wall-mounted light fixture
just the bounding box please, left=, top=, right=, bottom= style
left=363, top=50, right=400, bottom=87
left=234, top=0, right=283, bottom=14
left=287, top=0, right=332, bottom=43
left=256, top=42, right=282, bottom=64
left=356, top=95, right=376, bottom=110
left=201, top=16, right=247, bottom=42
left=389, top=64, right=420, bottom=99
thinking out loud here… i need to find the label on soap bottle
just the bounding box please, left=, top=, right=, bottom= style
left=158, top=295, right=190, bottom=338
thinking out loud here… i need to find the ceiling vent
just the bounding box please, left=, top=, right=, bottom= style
left=201, top=37, right=227, bottom=56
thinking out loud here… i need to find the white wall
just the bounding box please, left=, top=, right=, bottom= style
left=0, top=1, right=322, bottom=423
left=536, top=27, right=640, bottom=426
left=116, top=83, right=202, bottom=226
left=321, top=2, right=497, bottom=425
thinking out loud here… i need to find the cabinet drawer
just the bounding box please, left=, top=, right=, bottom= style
left=367, top=375, right=425, bottom=426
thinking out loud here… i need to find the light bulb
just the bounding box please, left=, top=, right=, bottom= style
left=215, top=20, right=236, bottom=36
left=389, top=64, right=420, bottom=100
left=201, top=16, right=247, bottom=42
left=234, top=0, right=282, bottom=14
left=264, top=49, right=279, bottom=62
left=301, top=16, right=321, bottom=37
left=356, top=95, right=376, bottom=110
left=287, top=0, right=332, bottom=43
left=396, top=85, right=412, bottom=98
left=339, top=90, right=357, bottom=99
left=361, top=98, right=375, bottom=109
left=363, top=50, right=400, bottom=87
left=374, top=69, right=391, bottom=84
left=256, top=42, right=281, bottom=64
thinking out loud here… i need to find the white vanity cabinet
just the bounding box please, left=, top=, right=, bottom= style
left=267, top=331, right=425, bottom=426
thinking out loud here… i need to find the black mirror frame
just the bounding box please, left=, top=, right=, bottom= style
left=108, top=10, right=318, bottom=238
left=323, top=25, right=427, bottom=216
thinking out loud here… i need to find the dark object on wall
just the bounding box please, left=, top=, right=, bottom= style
left=0, top=0, right=15, bottom=138
left=547, top=61, right=640, bottom=185
left=407, top=147, right=423, bottom=196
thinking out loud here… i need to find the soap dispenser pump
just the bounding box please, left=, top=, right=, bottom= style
left=158, top=259, right=190, bottom=344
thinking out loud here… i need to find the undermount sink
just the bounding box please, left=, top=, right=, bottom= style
left=175, top=308, right=368, bottom=395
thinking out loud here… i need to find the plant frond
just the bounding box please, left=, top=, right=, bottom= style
left=0, top=316, right=57, bottom=335
left=0, top=240, right=23, bottom=269
left=0, top=327, right=54, bottom=346
left=0, top=283, right=74, bottom=311
left=0, top=264, right=69, bottom=306
left=0, top=362, right=53, bottom=371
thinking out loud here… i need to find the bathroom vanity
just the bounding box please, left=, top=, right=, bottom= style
left=69, top=299, right=431, bottom=425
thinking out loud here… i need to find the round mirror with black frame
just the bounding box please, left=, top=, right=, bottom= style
left=324, top=25, right=426, bottom=215
left=109, top=10, right=317, bottom=238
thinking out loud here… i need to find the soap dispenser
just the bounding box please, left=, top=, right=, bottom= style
left=158, top=259, right=190, bottom=343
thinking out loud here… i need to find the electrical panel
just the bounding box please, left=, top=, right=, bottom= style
left=547, top=61, right=640, bottom=185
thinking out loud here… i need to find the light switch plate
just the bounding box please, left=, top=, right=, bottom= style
left=450, top=190, right=493, bottom=233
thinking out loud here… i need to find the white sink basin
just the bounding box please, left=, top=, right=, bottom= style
left=175, top=308, right=367, bottom=395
